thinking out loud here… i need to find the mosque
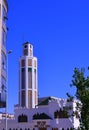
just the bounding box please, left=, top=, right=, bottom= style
left=0, top=0, right=80, bottom=130
left=0, top=42, right=80, bottom=130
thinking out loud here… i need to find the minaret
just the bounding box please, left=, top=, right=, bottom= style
left=0, top=0, right=8, bottom=107
left=19, top=42, right=38, bottom=109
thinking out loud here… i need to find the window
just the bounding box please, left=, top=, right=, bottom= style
left=24, top=49, right=28, bottom=55
left=28, top=68, right=32, bottom=88
left=30, top=45, right=32, bottom=48
left=34, top=69, right=36, bottom=89
left=21, top=68, right=25, bottom=89
left=1, top=76, right=6, bottom=93
left=28, top=59, right=32, bottom=66
left=28, top=68, right=32, bottom=72
left=2, top=27, right=6, bottom=47
left=30, top=49, right=32, bottom=56
left=34, top=60, right=36, bottom=67
left=21, top=91, right=25, bottom=107
left=1, top=51, right=6, bottom=70
left=21, top=60, right=25, bottom=67
left=2, top=6, right=7, bottom=24
left=28, top=90, right=32, bottom=108
left=18, top=114, right=28, bottom=122
left=54, top=109, right=69, bottom=118
left=24, top=45, right=27, bottom=48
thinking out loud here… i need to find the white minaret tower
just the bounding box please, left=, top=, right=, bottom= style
left=0, top=0, right=8, bottom=107
left=19, top=42, right=38, bottom=109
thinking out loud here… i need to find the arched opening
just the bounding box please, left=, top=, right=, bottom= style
left=18, top=114, right=28, bottom=122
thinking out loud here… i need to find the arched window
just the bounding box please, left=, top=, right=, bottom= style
left=18, top=114, right=28, bottom=122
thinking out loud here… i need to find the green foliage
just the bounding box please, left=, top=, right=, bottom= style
left=70, top=67, right=89, bottom=130
left=66, top=92, right=74, bottom=102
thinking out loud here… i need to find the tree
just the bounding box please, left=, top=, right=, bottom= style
left=70, top=67, right=89, bottom=130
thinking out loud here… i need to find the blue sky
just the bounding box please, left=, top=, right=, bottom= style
left=6, top=0, right=89, bottom=113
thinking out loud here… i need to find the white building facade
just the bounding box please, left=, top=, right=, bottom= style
left=0, top=43, right=80, bottom=130
left=0, top=96, right=80, bottom=130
